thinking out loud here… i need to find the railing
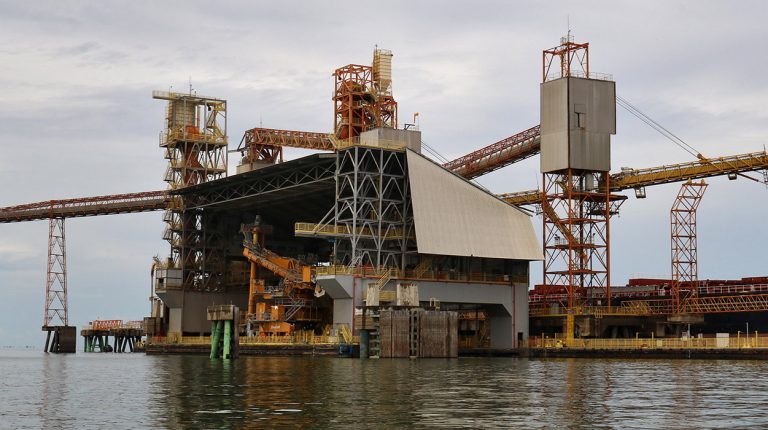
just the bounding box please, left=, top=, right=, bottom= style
left=527, top=334, right=768, bottom=350
left=334, top=136, right=409, bottom=151
left=339, top=324, right=353, bottom=344
left=294, top=222, right=345, bottom=236
left=531, top=294, right=768, bottom=316
left=87, top=320, right=145, bottom=331
left=160, top=129, right=227, bottom=147
left=149, top=334, right=353, bottom=345
left=374, top=272, right=391, bottom=290
left=545, top=70, right=613, bottom=81
left=315, top=265, right=522, bottom=285
left=294, top=222, right=413, bottom=239
left=413, top=257, right=434, bottom=279
left=700, top=284, right=768, bottom=295
left=152, top=90, right=225, bottom=102
left=529, top=284, right=768, bottom=305
left=529, top=302, right=673, bottom=317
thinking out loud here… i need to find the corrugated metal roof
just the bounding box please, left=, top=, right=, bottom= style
left=407, top=150, right=542, bottom=261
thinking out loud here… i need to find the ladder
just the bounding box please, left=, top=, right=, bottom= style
left=369, top=312, right=381, bottom=358
left=409, top=309, right=420, bottom=358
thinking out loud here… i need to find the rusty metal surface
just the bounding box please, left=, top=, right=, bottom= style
left=0, top=191, right=168, bottom=223
left=442, top=125, right=541, bottom=179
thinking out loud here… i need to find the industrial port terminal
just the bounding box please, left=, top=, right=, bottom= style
left=2, top=36, right=767, bottom=357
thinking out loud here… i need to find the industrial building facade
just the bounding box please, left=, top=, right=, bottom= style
left=151, top=123, right=541, bottom=349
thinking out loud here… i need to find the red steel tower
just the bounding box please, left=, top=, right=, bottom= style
left=333, top=48, right=397, bottom=140
left=539, top=36, right=617, bottom=328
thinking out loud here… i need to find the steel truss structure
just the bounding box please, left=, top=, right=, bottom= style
left=44, top=217, right=68, bottom=327
left=170, top=155, right=335, bottom=292
left=670, top=180, right=707, bottom=313
left=153, top=91, right=228, bottom=291
left=539, top=38, right=617, bottom=312
left=332, top=146, right=413, bottom=270
left=180, top=155, right=336, bottom=209
left=333, top=49, right=397, bottom=141
left=0, top=191, right=168, bottom=223
left=236, top=128, right=335, bottom=165
left=542, top=34, right=589, bottom=82
left=542, top=171, right=619, bottom=309
left=442, top=125, right=541, bottom=179
left=501, top=150, right=768, bottom=207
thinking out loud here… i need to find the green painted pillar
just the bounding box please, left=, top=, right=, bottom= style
left=223, top=320, right=232, bottom=359
left=210, top=321, right=222, bottom=359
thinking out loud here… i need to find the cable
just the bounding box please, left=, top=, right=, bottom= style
left=420, top=141, right=450, bottom=164
left=616, top=95, right=701, bottom=159
left=618, top=94, right=764, bottom=184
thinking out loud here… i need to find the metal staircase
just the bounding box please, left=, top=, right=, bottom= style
left=413, top=256, right=433, bottom=279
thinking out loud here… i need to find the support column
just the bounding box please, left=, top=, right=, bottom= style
left=208, top=305, right=239, bottom=359
left=223, top=320, right=232, bottom=359
left=210, top=321, right=222, bottom=359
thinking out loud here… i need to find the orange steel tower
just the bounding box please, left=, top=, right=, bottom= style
left=333, top=48, right=397, bottom=140
left=670, top=180, right=708, bottom=313
left=539, top=36, right=617, bottom=327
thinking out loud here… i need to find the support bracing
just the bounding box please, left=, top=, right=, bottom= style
left=542, top=171, right=614, bottom=311
left=44, top=217, right=68, bottom=328
left=334, top=146, right=412, bottom=270
left=153, top=91, right=228, bottom=292
left=671, top=180, right=707, bottom=313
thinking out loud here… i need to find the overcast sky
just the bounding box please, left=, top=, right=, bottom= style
left=1, top=1, right=767, bottom=347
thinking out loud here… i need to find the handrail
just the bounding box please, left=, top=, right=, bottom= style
left=315, top=265, right=522, bottom=284
left=527, top=334, right=767, bottom=350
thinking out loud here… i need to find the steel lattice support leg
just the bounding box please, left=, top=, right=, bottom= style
left=44, top=217, right=68, bottom=328
left=542, top=171, right=612, bottom=317
left=670, top=180, right=707, bottom=313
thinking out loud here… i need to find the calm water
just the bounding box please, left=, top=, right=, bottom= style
left=1, top=350, right=767, bottom=429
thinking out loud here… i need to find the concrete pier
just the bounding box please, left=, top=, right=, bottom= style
left=43, top=326, right=76, bottom=353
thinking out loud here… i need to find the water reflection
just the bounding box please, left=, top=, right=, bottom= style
left=2, top=351, right=768, bottom=429
left=147, top=356, right=768, bottom=428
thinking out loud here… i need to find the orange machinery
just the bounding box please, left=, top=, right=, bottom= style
left=240, top=216, right=319, bottom=335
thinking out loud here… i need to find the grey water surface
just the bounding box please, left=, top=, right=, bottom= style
left=1, top=349, right=766, bottom=429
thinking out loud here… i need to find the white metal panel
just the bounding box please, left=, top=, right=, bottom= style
left=540, top=77, right=616, bottom=173
left=406, top=150, right=542, bottom=260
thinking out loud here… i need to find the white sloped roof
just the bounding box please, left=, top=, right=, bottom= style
left=407, top=149, right=542, bottom=261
